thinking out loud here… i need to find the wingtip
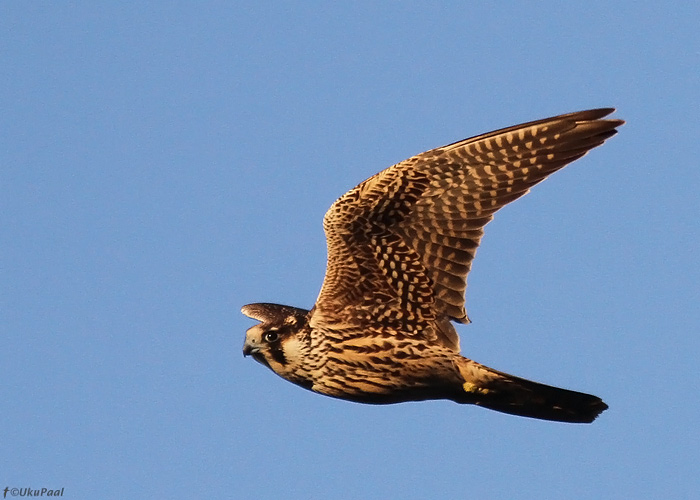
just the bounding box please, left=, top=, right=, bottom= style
left=594, top=107, right=616, bottom=116
left=241, top=302, right=311, bottom=323
left=241, top=303, right=272, bottom=321
left=581, top=107, right=625, bottom=126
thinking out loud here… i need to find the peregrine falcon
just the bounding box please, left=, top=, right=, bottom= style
left=242, top=108, right=623, bottom=423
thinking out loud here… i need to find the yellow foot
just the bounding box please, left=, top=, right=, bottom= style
left=463, top=382, right=490, bottom=395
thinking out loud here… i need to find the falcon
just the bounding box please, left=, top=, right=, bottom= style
left=242, top=109, right=623, bottom=423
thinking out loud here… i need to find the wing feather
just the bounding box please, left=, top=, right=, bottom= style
left=310, top=109, right=623, bottom=350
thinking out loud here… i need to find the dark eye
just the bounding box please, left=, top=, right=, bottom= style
left=264, top=331, right=279, bottom=343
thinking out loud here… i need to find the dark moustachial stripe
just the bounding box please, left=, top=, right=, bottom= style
left=269, top=343, right=287, bottom=366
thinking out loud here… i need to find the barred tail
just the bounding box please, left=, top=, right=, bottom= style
left=454, top=358, right=608, bottom=423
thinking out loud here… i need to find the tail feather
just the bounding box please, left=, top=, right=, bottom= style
left=454, top=358, right=608, bottom=423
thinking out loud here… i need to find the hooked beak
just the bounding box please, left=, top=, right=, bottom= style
left=243, top=342, right=270, bottom=368
left=242, top=342, right=258, bottom=357
left=242, top=322, right=268, bottom=366
left=242, top=338, right=270, bottom=367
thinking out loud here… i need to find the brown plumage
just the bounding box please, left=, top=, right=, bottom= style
left=242, top=108, right=623, bottom=423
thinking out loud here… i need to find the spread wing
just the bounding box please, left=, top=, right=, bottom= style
left=309, top=109, right=623, bottom=349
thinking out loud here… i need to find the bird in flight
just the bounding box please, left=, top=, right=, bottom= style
left=242, top=109, right=623, bottom=423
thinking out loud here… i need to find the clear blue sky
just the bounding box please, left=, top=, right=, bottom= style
left=2, top=3, right=698, bottom=499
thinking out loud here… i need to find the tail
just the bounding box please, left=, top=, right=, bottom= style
left=453, top=358, right=608, bottom=423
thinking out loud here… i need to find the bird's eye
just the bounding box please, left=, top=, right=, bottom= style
left=264, top=331, right=279, bottom=343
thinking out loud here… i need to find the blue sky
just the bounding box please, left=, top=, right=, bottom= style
left=2, top=2, right=699, bottom=499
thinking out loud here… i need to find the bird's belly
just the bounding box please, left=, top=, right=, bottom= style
left=310, top=350, right=462, bottom=404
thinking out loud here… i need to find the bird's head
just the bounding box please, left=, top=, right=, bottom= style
left=241, top=303, right=312, bottom=386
